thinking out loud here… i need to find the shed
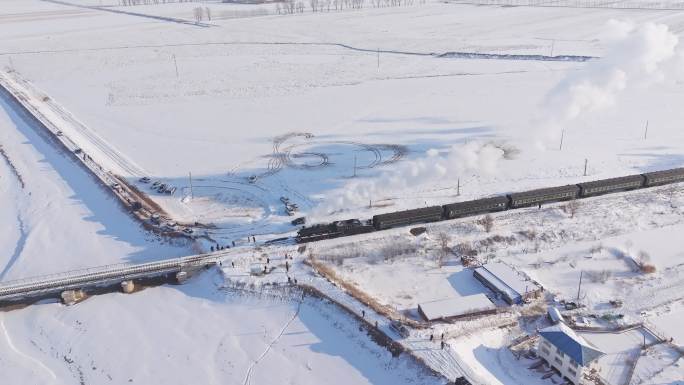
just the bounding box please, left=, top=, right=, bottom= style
left=548, top=306, right=564, bottom=324
left=417, top=294, right=496, bottom=321
left=473, top=262, right=540, bottom=304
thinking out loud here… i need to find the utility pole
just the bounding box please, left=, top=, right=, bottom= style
left=377, top=48, right=380, bottom=70
left=583, top=158, right=588, bottom=176
left=457, top=178, right=460, bottom=196
left=559, top=129, right=565, bottom=151
left=550, top=40, right=555, bottom=57
left=353, top=155, right=357, bottom=177
left=644, top=120, right=649, bottom=140
left=576, top=270, right=583, bottom=303
left=189, top=171, right=194, bottom=199
left=172, top=54, right=179, bottom=78
left=369, top=199, right=372, bottom=208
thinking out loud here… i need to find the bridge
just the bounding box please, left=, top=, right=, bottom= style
left=0, top=251, right=228, bottom=303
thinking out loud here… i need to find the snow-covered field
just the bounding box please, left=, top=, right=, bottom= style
left=0, top=271, right=438, bottom=385
left=0, top=75, right=190, bottom=280
left=4, top=0, right=684, bottom=243
left=3, top=0, right=684, bottom=384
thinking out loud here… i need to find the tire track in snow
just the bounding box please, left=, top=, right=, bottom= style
left=243, top=297, right=303, bottom=385
left=0, top=317, right=57, bottom=381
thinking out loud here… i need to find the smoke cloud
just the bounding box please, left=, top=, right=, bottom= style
left=537, top=20, right=680, bottom=145
left=311, top=141, right=504, bottom=219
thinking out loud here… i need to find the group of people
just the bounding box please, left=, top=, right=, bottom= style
left=430, top=333, right=447, bottom=349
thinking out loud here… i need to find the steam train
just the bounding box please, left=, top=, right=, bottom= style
left=295, top=167, right=684, bottom=243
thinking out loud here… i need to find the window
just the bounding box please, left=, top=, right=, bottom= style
left=568, top=368, right=577, bottom=377
left=569, top=360, right=579, bottom=368
left=554, top=357, right=563, bottom=366
left=555, top=347, right=564, bottom=357
left=540, top=347, right=550, bottom=356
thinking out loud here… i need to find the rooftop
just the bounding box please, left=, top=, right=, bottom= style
left=539, top=323, right=605, bottom=366
left=418, top=294, right=495, bottom=321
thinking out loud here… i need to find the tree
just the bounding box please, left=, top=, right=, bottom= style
left=477, top=214, right=494, bottom=233
left=193, top=7, right=203, bottom=22
left=564, top=199, right=580, bottom=218
left=204, top=7, right=211, bottom=21
left=436, top=232, right=450, bottom=268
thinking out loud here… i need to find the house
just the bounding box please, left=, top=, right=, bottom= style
left=417, top=294, right=496, bottom=322
left=473, top=262, right=541, bottom=304
left=537, top=323, right=604, bottom=385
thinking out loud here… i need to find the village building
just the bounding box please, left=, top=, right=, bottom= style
left=537, top=323, right=605, bottom=385
left=473, top=262, right=541, bottom=304
left=417, top=294, right=496, bottom=322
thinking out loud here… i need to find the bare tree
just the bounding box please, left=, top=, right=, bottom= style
left=436, top=232, right=450, bottom=268
left=477, top=214, right=494, bottom=233
left=204, top=7, right=211, bottom=21
left=193, top=7, right=203, bottom=22
left=564, top=199, right=580, bottom=218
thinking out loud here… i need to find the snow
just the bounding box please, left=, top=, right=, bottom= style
left=418, top=293, right=495, bottom=321
left=3, top=1, right=684, bottom=383
left=580, top=328, right=659, bottom=385
left=4, top=1, right=684, bottom=243
left=0, top=79, right=189, bottom=280
left=648, top=304, right=684, bottom=347
left=0, top=270, right=439, bottom=385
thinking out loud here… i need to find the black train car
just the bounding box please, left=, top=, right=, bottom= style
left=373, top=206, right=444, bottom=230
left=443, top=196, right=509, bottom=219
left=643, top=167, right=684, bottom=187
left=507, top=185, right=580, bottom=208
left=331, top=219, right=374, bottom=236
left=578, top=174, right=645, bottom=197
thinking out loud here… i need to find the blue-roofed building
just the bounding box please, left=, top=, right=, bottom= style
left=537, top=323, right=605, bottom=385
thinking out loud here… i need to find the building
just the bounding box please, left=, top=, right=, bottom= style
left=537, top=323, right=604, bottom=385
left=547, top=306, right=564, bottom=324
left=417, top=294, right=496, bottom=322
left=473, top=262, right=541, bottom=304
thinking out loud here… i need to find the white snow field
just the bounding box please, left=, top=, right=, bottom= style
left=0, top=80, right=190, bottom=280
left=0, top=271, right=439, bottom=385
left=4, top=0, right=684, bottom=243
left=3, top=1, right=684, bottom=384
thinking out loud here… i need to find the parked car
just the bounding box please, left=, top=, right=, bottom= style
left=139, top=176, right=151, bottom=183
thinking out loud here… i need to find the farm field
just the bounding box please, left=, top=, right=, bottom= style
left=4, top=0, right=684, bottom=243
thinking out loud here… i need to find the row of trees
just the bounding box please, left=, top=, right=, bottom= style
left=276, top=0, right=424, bottom=14
left=119, top=0, right=201, bottom=5
left=193, top=6, right=212, bottom=21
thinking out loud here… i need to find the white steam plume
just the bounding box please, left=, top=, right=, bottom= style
left=537, top=20, right=680, bottom=145
left=311, top=141, right=504, bottom=219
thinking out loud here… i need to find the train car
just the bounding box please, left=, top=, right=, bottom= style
left=578, top=174, right=645, bottom=197
left=643, top=167, right=684, bottom=187
left=372, top=206, right=444, bottom=230
left=331, top=219, right=374, bottom=236
left=507, top=185, right=580, bottom=208
left=443, top=196, right=509, bottom=219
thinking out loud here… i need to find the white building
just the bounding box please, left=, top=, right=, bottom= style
left=537, top=323, right=604, bottom=385
left=417, top=294, right=496, bottom=321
